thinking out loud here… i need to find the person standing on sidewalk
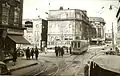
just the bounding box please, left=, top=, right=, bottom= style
left=12, top=49, right=17, bottom=66
left=31, top=48, right=34, bottom=59
left=55, top=46, right=58, bottom=57
left=61, top=46, right=64, bottom=57
left=69, top=47, right=71, bottom=54
left=35, top=46, right=39, bottom=60
left=58, top=46, right=61, bottom=56
left=26, top=47, right=30, bottom=60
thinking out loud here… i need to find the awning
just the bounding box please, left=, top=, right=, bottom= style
left=8, top=35, right=30, bottom=44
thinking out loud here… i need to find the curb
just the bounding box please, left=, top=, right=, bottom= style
left=10, top=62, right=38, bottom=72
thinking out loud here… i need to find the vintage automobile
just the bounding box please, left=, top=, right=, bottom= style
left=86, top=55, right=120, bottom=76
left=0, top=61, right=11, bottom=75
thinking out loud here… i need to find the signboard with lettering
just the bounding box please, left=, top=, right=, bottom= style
left=7, top=28, right=24, bottom=35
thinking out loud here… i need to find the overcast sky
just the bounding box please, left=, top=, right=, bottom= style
left=23, top=0, right=119, bottom=33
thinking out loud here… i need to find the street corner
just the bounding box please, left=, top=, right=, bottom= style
left=8, top=59, right=38, bottom=72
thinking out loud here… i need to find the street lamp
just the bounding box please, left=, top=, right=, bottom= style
left=109, top=5, right=119, bottom=50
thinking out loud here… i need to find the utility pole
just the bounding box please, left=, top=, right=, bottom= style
left=112, top=22, right=115, bottom=50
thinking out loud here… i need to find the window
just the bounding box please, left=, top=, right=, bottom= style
left=78, top=42, right=80, bottom=48
left=74, top=42, right=77, bottom=48
left=14, top=7, right=20, bottom=27
left=2, top=4, right=10, bottom=25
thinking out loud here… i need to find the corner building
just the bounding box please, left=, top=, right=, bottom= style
left=47, top=8, right=91, bottom=48
left=0, top=0, right=29, bottom=61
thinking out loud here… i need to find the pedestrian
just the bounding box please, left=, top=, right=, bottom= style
left=55, top=46, right=58, bottom=57
left=35, top=46, right=39, bottom=60
left=69, top=47, right=72, bottom=54
left=12, top=48, right=17, bottom=66
left=66, top=47, right=68, bottom=53
left=61, top=46, right=64, bottom=57
left=115, top=47, right=119, bottom=54
left=58, top=46, right=61, bottom=56
left=31, top=48, right=34, bottom=59
left=44, top=46, right=47, bottom=54
left=26, top=47, right=30, bottom=60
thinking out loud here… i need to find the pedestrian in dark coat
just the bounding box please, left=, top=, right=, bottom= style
left=35, top=47, right=39, bottom=60
left=26, top=47, right=30, bottom=60
left=12, top=49, right=17, bottom=65
left=55, top=46, right=58, bottom=57
left=69, top=47, right=72, bottom=54
left=58, top=46, right=61, bottom=56
left=31, top=48, right=34, bottom=59
left=61, top=47, right=64, bottom=57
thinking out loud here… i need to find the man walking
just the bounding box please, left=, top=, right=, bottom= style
left=35, top=46, right=39, bottom=60
left=31, top=48, right=34, bottom=59
left=55, top=46, right=58, bottom=57
left=12, top=48, right=17, bottom=65
left=26, top=47, right=30, bottom=60
left=61, top=46, right=64, bottom=57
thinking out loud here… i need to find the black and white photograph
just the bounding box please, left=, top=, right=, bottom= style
left=0, top=0, right=120, bottom=76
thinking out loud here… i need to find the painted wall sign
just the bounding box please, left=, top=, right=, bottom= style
left=7, top=28, right=24, bottom=35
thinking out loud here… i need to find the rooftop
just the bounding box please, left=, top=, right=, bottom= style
left=89, top=17, right=105, bottom=23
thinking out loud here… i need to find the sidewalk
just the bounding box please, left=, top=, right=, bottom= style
left=6, top=57, right=38, bottom=71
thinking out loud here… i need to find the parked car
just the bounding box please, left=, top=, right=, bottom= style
left=0, top=61, right=11, bottom=75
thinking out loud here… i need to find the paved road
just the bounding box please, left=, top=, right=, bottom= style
left=11, top=44, right=111, bottom=76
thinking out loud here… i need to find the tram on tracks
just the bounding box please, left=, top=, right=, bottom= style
left=70, top=40, right=89, bottom=54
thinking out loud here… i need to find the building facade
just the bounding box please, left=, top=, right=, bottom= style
left=47, top=8, right=91, bottom=48
left=23, top=19, right=48, bottom=49
left=0, top=0, right=30, bottom=61
left=116, top=7, right=120, bottom=47
left=89, top=17, right=106, bottom=45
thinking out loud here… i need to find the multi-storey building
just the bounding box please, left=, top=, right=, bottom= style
left=0, top=0, right=30, bottom=61
left=89, top=17, right=106, bottom=45
left=47, top=7, right=91, bottom=48
left=23, top=19, right=48, bottom=50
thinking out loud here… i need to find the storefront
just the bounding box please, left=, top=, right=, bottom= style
left=0, top=27, right=30, bottom=61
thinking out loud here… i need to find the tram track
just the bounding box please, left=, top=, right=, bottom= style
left=53, top=55, right=80, bottom=76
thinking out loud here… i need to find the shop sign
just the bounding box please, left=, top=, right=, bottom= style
left=7, top=28, right=24, bottom=35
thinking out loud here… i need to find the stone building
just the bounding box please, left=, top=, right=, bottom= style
left=23, top=19, right=48, bottom=49
left=0, top=0, right=30, bottom=61
left=89, top=17, right=106, bottom=45
left=47, top=7, right=91, bottom=48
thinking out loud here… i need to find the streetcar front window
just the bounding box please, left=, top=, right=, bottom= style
left=78, top=42, right=80, bottom=48
left=74, top=42, right=77, bottom=48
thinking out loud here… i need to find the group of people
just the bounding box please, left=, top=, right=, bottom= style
left=25, top=47, right=39, bottom=60
left=55, top=46, right=64, bottom=57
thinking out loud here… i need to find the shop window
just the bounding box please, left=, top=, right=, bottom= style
left=2, top=4, right=10, bottom=25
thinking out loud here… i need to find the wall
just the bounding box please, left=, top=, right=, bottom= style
left=48, top=10, right=75, bottom=20
left=47, top=20, right=75, bottom=47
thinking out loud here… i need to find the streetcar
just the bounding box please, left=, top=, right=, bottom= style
left=70, top=40, right=89, bottom=54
